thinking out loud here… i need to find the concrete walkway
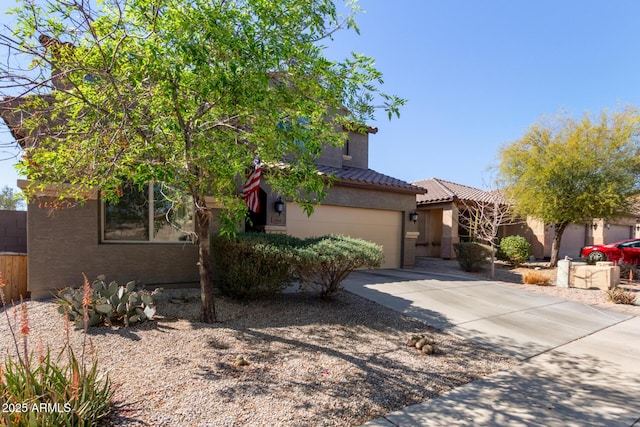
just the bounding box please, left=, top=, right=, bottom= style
left=342, top=267, right=640, bottom=426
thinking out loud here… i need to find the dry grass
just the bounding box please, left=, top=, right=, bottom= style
left=606, top=287, right=638, bottom=305
left=521, top=270, right=552, bottom=286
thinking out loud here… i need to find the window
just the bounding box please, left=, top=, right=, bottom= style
left=278, top=116, right=309, bottom=148
left=102, top=183, right=193, bottom=243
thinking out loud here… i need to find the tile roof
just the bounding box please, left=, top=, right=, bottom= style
left=412, top=178, right=499, bottom=204
left=318, top=165, right=426, bottom=194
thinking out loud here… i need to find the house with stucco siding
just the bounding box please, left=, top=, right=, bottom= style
left=2, top=94, right=424, bottom=298
left=412, top=177, right=640, bottom=261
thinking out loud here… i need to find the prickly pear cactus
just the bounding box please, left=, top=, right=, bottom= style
left=57, top=276, right=162, bottom=328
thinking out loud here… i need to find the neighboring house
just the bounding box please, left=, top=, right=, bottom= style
left=534, top=217, right=640, bottom=260
left=412, top=178, right=515, bottom=259
left=1, top=91, right=423, bottom=298
left=412, top=177, right=640, bottom=261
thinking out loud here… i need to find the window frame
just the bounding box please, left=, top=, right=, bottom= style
left=100, top=182, right=194, bottom=244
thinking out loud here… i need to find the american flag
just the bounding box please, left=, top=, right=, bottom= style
left=242, top=158, right=261, bottom=213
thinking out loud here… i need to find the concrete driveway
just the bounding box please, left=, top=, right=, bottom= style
left=342, top=267, right=640, bottom=426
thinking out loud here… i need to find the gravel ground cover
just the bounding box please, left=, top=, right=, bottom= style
left=0, top=287, right=515, bottom=427
left=2, top=257, right=637, bottom=426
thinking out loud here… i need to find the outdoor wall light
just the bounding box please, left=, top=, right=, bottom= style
left=636, top=224, right=640, bottom=231
left=274, top=198, right=285, bottom=215
left=409, top=210, right=418, bottom=223
left=591, top=223, right=598, bottom=230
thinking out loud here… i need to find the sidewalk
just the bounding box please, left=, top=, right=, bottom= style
left=342, top=266, right=640, bottom=426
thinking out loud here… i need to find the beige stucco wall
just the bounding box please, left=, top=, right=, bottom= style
left=416, top=203, right=458, bottom=259
left=272, top=183, right=419, bottom=267
left=286, top=203, right=402, bottom=268
left=416, top=206, right=447, bottom=258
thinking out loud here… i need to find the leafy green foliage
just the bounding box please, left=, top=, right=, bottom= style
left=498, top=236, right=531, bottom=266
left=3, top=0, right=404, bottom=322
left=1, top=274, right=113, bottom=426
left=211, top=233, right=383, bottom=300
left=57, top=276, right=162, bottom=327
left=1, top=349, right=113, bottom=427
left=498, top=109, right=640, bottom=266
left=453, top=242, right=489, bottom=272
left=296, top=235, right=384, bottom=299
left=212, top=233, right=300, bottom=299
left=0, top=185, right=24, bottom=210
left=8, top=0, right=403, bottom=223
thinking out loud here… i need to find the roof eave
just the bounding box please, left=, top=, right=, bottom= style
left=335, top=179, right=427, bottom=195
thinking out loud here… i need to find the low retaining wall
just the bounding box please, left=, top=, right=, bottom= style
left=569, top=262, right=619, bottom=290
left=0, top=253, right=28, bottom=302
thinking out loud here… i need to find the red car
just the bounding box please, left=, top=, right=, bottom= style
left=580, top=238, right=640, bottom=264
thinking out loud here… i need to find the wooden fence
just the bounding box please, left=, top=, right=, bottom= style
left=0, top=253, right=28, bottom=302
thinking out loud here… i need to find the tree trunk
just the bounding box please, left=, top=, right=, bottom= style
left=549, top=222, right=569, bottom=267
left=194, top=199, right=216, bottom=323
left=489, top=247, right=496, bottom=280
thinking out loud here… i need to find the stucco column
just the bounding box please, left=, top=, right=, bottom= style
left=441, top=204, right=459, bottom=259
left=592, top=219, right=606, bottom=245
left=403, top=231, right=420, bottom=267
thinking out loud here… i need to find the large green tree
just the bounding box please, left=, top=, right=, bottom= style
left=0, top=0, right=404, bottom=322
left=0, top=185, right=23, bottom=210
left=498, top=110, right=640, bottom=266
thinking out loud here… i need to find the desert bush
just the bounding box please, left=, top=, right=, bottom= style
left=522, top=270, right=551, bottom=286
left=57, top=275, right=161, bottom=328
left=453, top=242, right=488, bottom=272
left=212, top=233, right=300, bottom=299
left=1, top=273, right=114, bottom=426
left=606, top=287, right=637, bottom=305
left=498, top=236, right=531, bottom=266
left=212, top=233, right=383, bottom=300
left=295, top=235, right=384, bottom=300
left=619, top=263, right=640, bottom=281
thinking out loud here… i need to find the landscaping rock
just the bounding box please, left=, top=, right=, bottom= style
left=407, top=334, right=437, bottom=355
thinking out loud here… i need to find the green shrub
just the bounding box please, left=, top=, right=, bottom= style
left=1, top=273, right=114, bottom=426
left=212, top=233, right=383, bottom=300
left=453, top=242, right=489, bottom=272
left=57, top=275, right=162, bottom=328
left=212, top=233, right=300, bottom=299
left=499, top=236, right=531, bottom=266
left=295, top=235, right=384, bottom=300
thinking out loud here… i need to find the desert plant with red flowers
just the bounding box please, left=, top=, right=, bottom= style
left=0, top=273, right=113, bottom=426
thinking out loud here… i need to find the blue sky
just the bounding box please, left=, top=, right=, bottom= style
left=2, top=0, right=640, bottom=192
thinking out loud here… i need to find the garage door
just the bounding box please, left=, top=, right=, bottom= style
left=559, top=223, right=587, bottom=259
left=286, top=203, right=402, bottom=268
left=608, top=225, right=632, bottom=243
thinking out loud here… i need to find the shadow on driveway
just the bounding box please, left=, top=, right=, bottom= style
left=380, top=346, right=640, bottom=426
